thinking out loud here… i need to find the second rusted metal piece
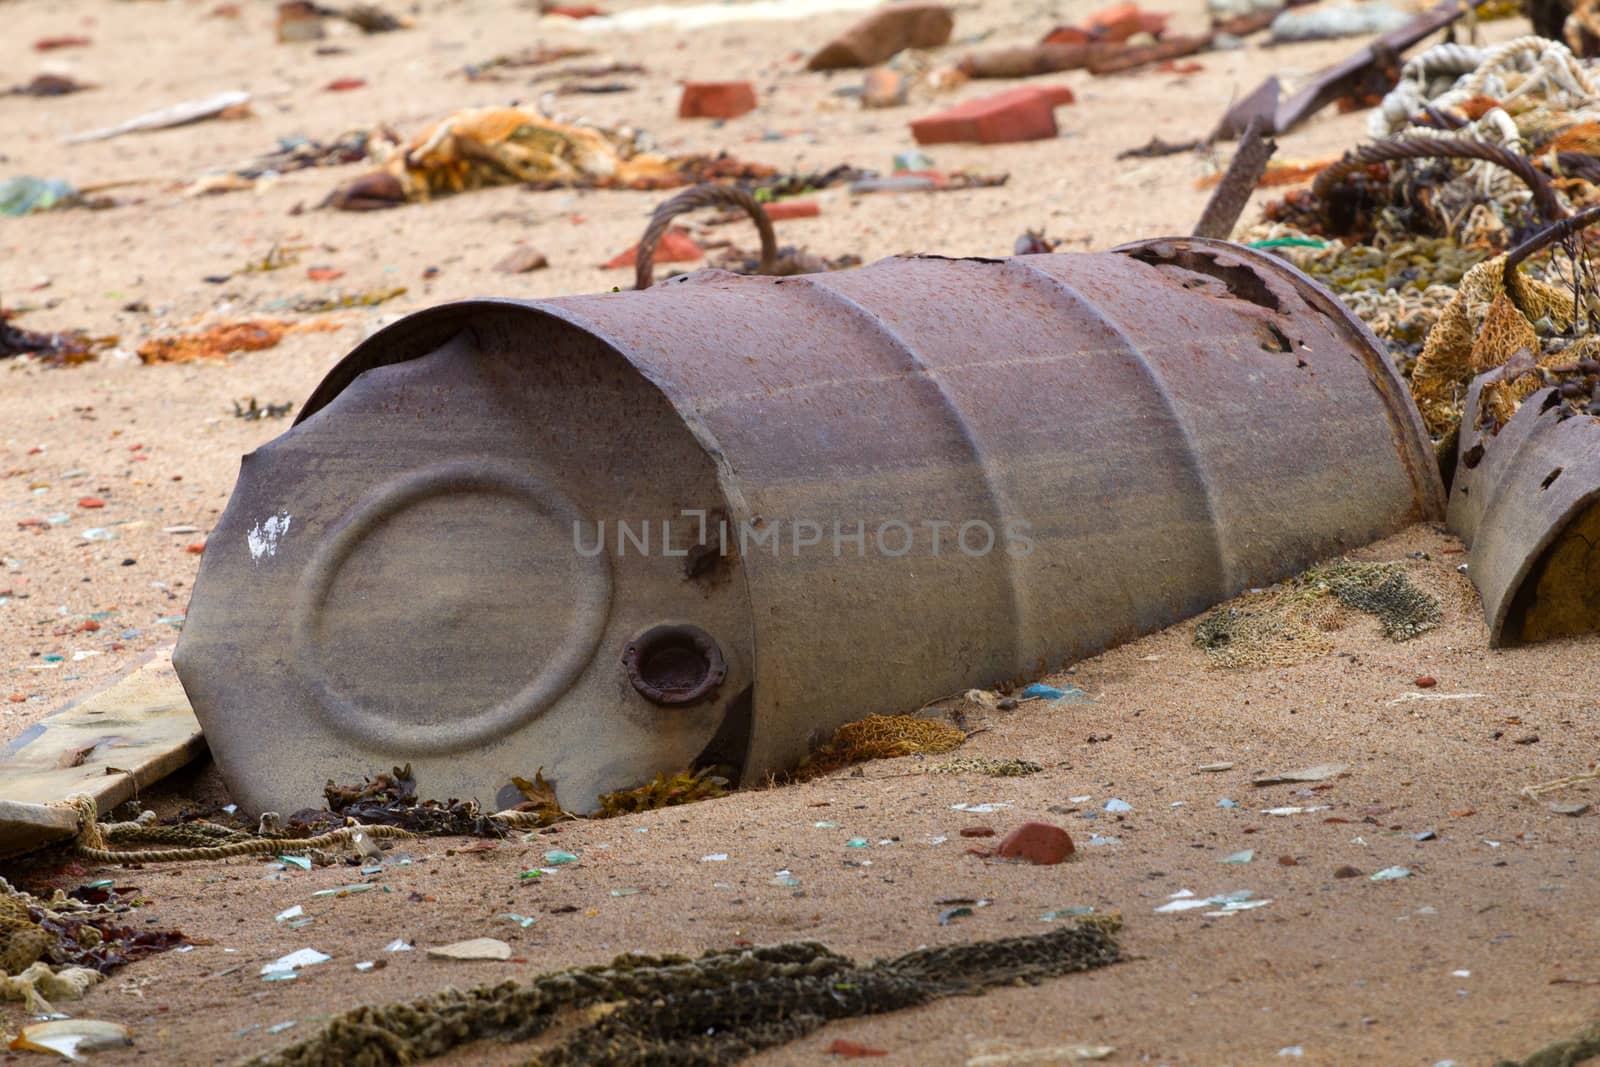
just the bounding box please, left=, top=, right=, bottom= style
left=174, top=240, right=1443, bottom=816
left=1449, top=373, right=1600, bottom=646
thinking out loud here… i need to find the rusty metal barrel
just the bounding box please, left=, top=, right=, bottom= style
left=173, top=238, right=1444, bottom=815
left=1449, top=373, right=1600, bottom=646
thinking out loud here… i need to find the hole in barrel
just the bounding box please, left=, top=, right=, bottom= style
left=624, top=624, right=727, bottom=706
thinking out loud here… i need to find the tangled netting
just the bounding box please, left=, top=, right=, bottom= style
left=245, top=916, right=1122, bottom=1067
left=929, top=757, right=1044, bottom=778
left=797, top=714, right=967, bottom=778
left=1244, top=34, right=1600, bottom=447
left=1194, top=560, right=1444, bottom=668
left=0, top=875, right=185, bottom=1013
left=1494, top=1017, right=1600, bottom=1067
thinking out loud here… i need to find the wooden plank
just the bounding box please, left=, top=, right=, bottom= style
left=0, top=647, right=204, bottom=855
left=0, top=799, right=81, bottom=857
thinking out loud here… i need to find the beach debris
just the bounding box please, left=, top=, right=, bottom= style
left=828, top=1038, right=890, bottom=1057
left=1271, top=3, right=1412, bottom=42
left=0, top=176, right=77, bottom=217
left=912, top=86, right=1074, bottom=145
left=994, top=822, right=1075, bottom=865
left=807, top=3, right=953, bottom=70
left=1, top=305, right=91, bottom=364
left=137, top=321, right=285, bottom=365
left=1195, top=560, right=1441, bottom=668
left=597, top=768, right=728, bottom=817
left=426, top=938, right=511, bottom=961
left=1522, top=766, right=1600, bottom=800
left=256, top=918, right=1120, bottom=1064
left=33, top=35, right=92, bottom=51
left=320, top=108, right=779, bottom=209
left=1199, top=762, right=1234, bottom=772
left=679, top=81, right=757, bottom=119
left=799, top=714, right=966, bottom=778
left=627, top=183, right=839, bottom=290
left=0, top=963, right=102, bottom=1015
left=929, top=757, right=1042, bottom=777
left=6, top=73, right=94, bottom=97
left=1370, top=866, right=1412, bottom=881
left=1216, top=0, right=1468, bottom=138
left=966, top=1042, right=1116, bottom=1065
left=1193, top=117, right=1276, bottom=241
left=65, top=90, right=250, bottom=144
left=1155, top=889, right=1268, bottom=913
left=277, top=1, right=325, bottom=41
left=8, top=1020, right=132, bottom=1060
left=1221, top=849, right=1255, bottom=863
left=233, top=397, right=296, bottom=420
left=320, top=763, right=506, bottom=837
left=1252, top=764, right=1349, bottom=786
left=261, top=948, right=331, bottom=977
left=493, top=245, right=549, bottom=274
left=1551, top=802, right=1592, bottom=816
left=862, top=67, right=908, bottom=108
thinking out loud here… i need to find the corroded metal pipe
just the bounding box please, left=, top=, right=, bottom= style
left=1449, top=373, right=1600, bottom=646
left=173, top=239, right=1444, bottom=814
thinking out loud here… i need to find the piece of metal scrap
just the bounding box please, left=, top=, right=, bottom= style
left=173, top=239, right=1444, bottom=815
left=1449, top=374, right=1600, bottom=646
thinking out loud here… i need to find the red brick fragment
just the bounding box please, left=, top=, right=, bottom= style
left=1082, top=2, right=1170, bottom=42
left=34, top=36, right=92, bottom=51
left=678, top=81, right=757, bottom=120
left=78, top=497, right=105, bottom=509
left=910, top=86, right=1073, bottom=145
left=995, top=821, right=1075, bottom=865
left=827, top=1039, right=889, bottom=1057
left=959, top=826, right=995, bottom=838
left=763, top=200, right=821, bottom=221
left=602, top=227, right=703, bottom=269
left=1415, top=676, right=1437, bottom=688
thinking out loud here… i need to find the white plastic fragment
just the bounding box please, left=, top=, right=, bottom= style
left=427, top=938, right=511, bottom=961
left=260, top=948, right=331, bottom=976
left=9, top=1019, right=132, bottom=1060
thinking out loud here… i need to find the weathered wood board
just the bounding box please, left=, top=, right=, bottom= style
left=0, top=647, right=204, bottom=856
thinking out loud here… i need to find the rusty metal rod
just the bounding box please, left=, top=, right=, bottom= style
left=1311, top=137, right=1568, bottom=224
left=1193, top=117, right=1277, bottom=241
left=1504, top=202, right=1600, bottom=276
left=635, top=183, right=777, bottom=290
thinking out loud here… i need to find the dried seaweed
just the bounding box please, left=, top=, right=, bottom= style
left=595, top=768, right=729, bottom=818
left=319, top=764, right=506, bottom=837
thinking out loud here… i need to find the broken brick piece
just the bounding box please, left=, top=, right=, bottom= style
left=678, top=81, right=757, bottom=120
left=763, top=200, right=821, bottom=221
left=544, top=3, right=604, bottom=15
left=1082, top=1, right=1170, bottom=42
left=602, top=227, right=703, bottom=269
left=995, top=821, right=1075, bottom=865
left=827, top=1039, right=889, bottom=1058
left=959, top=826, right=995, bottom=838
left=911, top=86, right=1073, bottom=145
left=809, top=3, right=953, bottom=69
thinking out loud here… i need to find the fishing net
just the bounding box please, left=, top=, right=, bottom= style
left=797, top=714, right=967, bottom=778
left=929, top=757, right=1044, bottom=777
left=1194, top=560, right=1443, bottom=668
left=245, top=915, right=1123, bottom=1067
